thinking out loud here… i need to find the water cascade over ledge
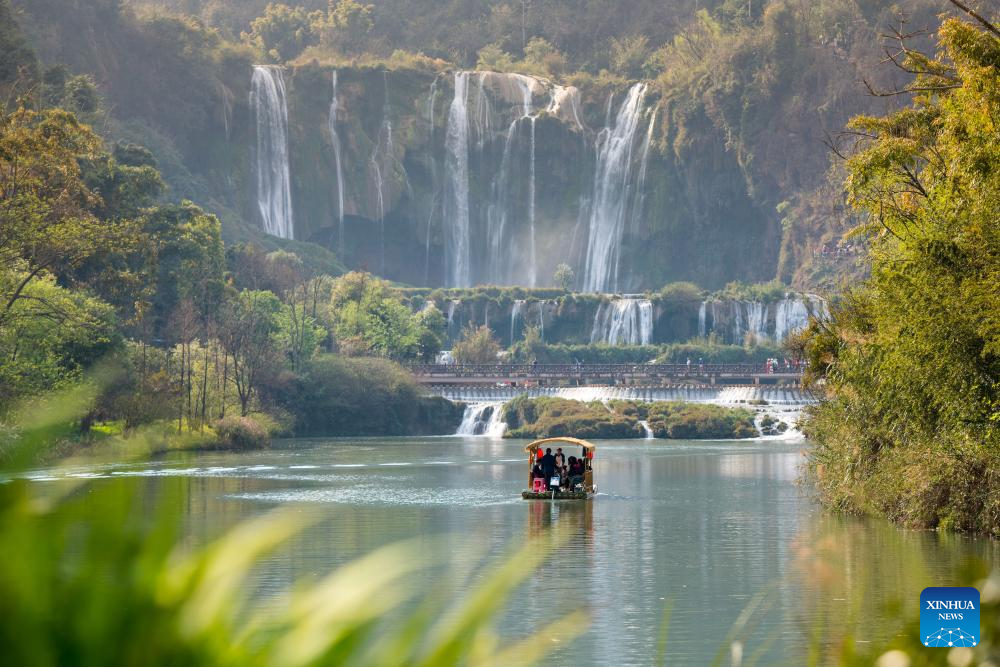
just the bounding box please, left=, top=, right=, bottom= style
left=250, top=65, right=294, bottom=239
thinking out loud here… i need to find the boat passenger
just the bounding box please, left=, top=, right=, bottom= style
left=567, top=457, right=585, bottom=488
left=539, top=448, right=556, bottom=488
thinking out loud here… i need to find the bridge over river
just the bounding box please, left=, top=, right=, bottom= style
left=408, top=363, right=804, bottom=387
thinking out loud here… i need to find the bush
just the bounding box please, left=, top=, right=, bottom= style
left=503, top=397, right=756, bottom=440
left=212, top=415, right=270, bottom=450
left=276, top=354, right=464, bottom=436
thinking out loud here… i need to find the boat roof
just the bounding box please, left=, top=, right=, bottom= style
left=524, top=437, right=596, bottom=453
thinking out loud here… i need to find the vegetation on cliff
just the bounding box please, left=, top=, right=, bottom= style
left=797, top=10, right=1000, bottom=536
left=502, top=396, right=757, bottom=440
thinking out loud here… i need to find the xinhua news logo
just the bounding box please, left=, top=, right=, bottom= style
left=920, top=587, right=980, bottom=648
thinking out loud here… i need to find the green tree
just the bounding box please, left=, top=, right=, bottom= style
left=553, top=263, right=575, bottom=291
left=452, top=324, right=501, bottom=364
left=609, top=35, right=651, bottom=79
left=329, top=271, right=429, bottom=360
left=220, top=289, right=282, bottom=416
left=802, top=9, right=1000, bottom=536
left=242, top=3, right=319, bottom=63
left=313, top=0, right=374, bottom=55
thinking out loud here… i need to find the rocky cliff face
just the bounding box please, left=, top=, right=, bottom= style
left=242, top=64, right=780, bottom=290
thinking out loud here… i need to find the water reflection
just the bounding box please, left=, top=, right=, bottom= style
left=19, top=437, right=997, bottom=665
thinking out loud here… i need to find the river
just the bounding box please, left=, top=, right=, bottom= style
left=21, top=436, right=996, bottom=664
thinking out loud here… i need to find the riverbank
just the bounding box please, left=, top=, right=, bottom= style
left=501, top=396, right=759, bottom=439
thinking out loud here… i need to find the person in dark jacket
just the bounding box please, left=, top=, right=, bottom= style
left=539, top=448, right=556, bottom=488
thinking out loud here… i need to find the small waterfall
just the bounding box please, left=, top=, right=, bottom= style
left=510, top=299, right=525, bottom=343
left=732, top=301, right=745, bottom=343
left=369, top=73, right=397, bottom=273
left=590, top=298, right=654, bottom=345
left=424, top=76, right=441, bottom=284
left=536, top=300, right=547, bottom=341
left=250, top=65, right=294, bottom=239
left=328, top=71, right=345, bottom=249
left=698, top=301, right=707, bottom=338
left=456, top=403, right=507, bottom=436
left=746, top=301, right=767, bottom=342
left=774, top=297, right=811, bottom=343
left=639, top=420, right=654, bottom=439
left=444, top=72, right=471, bottom=287
left=583, top=83, right=649, bottom=293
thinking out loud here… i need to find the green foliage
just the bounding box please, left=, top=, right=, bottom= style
left=0, top=383, right=580, bottom=666
left=553, top=263, right=574, bottom=291
left=242, top=3, right=320, bottom=63
left=278, top=354, right=464, bottom=436
left=452, top=324, right=501, bottom=364
left=330, top=272, right=436, bottom=360
left=801, top=15, right=1000, bottom=536
left=609, top=35, right=651, bottom=79
left=711, top=280, right=788, bottom=303
left=503, top=396, right=756, bottom=439
left=0, top=269, right=119, bottom=406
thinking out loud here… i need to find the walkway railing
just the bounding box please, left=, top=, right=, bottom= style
left=407, top=363, right=803, bottom=378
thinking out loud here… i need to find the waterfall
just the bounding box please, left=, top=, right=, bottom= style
left=629, top=108, right=656, bottom=240
left=698, top=301, right=707, bottom=338
left=456, top=403, right=507, bottom=436
left=732, top=301, right=745, bottom=343
left=250, top=65, right=294, bottom=239
left=590, top=298, right=654, bottom=345
left=370, top=73, right=396, bottom=274
left=444, top=72, right=471, bottom=287
left=583, top=83, right=649, bottom=293
left=774, top=297, right=810, bottom=343
left=639, top=420, right=654, bottom=439
left=424, top=76, right=440, bottom=284
left=511, top=299, right=525, bottom=343
left=328, top=71, right=345, bottom=249
left=746, top=301, right=767, bottom=342
left=536, top=300, right=547, bottom=341
left=528, top=116, right=537, bottom=286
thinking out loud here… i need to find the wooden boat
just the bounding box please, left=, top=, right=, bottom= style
left=521, top=437, right=597, bottom=500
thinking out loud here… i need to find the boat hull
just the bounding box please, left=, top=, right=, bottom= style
left=521, top=490, right=592, bottom=500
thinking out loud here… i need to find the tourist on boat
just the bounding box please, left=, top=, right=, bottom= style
left=567, top=456, right=585, bottom=489
left=539, top=448, right=556, bottom=488
left=531, top=461, right=544, bottom=482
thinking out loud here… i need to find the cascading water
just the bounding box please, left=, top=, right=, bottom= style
left=774, top=297, right=811, bottom=343
left=510, top=299, right=525, bottom=344
left=250, top=65, right=294, bottom=239
left=746, top=301, right=767, bottom=343
left=583, top=83, right=649, bottom=293
left=528, top=116, right=537, bottom=287
left=590, top=298, right=654, bottom=345
left=456, top=403, right=507, bottom=436
left=328, top=71, right=345, bottom=249
left=698, top=301, right=707, bottom=338
left=444, top=72, right=471, bottom=287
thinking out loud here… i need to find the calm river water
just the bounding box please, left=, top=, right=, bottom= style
left=24, top=437, right=997, bottom=665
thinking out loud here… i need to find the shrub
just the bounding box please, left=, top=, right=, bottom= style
left=212, top=415, right=270, bottom=450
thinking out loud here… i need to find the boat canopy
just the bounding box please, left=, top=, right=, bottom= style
left=524, top=437, right=597, bottom=453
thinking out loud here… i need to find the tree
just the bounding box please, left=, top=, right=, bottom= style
left=609, top=35, right=651, bottom=79
left=0, top=106, right=126, bottom=328
left=313, top=0, right=374, bottom=55
left=328, top=271, right=433, bottom=361
left=0, top=268, right=119, bottom=405
left=220, top=290, right=282, bottom=416
left=553, top=264, right=575, bottom=291
left=242, top=3, right=320, bottom=63
left=802, top=9, right=1000, bottom=535
left=414, top=303, right=446, bottom=362
left=452, top=324, right=501, bottom=364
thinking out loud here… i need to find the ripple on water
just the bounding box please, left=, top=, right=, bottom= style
left=228, top=484, right=521, bottom=507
